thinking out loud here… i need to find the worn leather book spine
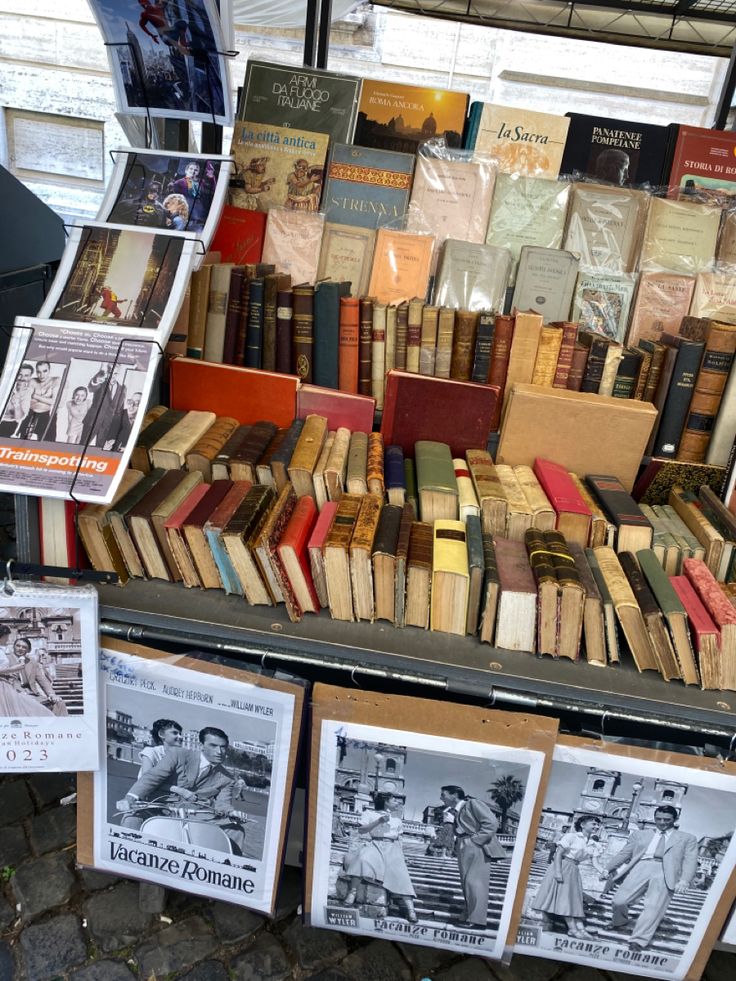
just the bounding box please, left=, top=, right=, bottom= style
left=186, top=265, right=212, bottom=359
left=579, top=334, right=609, bottom=394
left=186, top=416, right=239, bottom=480
left=531, top=325, right=563, bottom=388
left=244, top=276, right=264, bottom=369
left=358, top=296, right=374, bottom=395
left=233, top=267, right=253, bottom=367
left=132, top=409, right=186, bottom=473
left=292, top=284, right=315, bottom=383
left=640, top=340, right=666, bottom=404
left=408, top=520, right=433, bottom=573
left=324, top=426, right=350, bottom=501
left=394, top=301, right=409, bottom=371
left=450, top=310, right=479, bottom=382
left=545, top=529, right=582, bottom=588
left=652, top=338, right=704, bottom=458
left=151, top=411, right=217, bottom=469
left=346, top=431, right=369, bottom=494
left=611, top=347, right=642, bottom=399
left=367, top=432, right=385, bottom=496
left=270, top=419, right=305, bottom=492
left=254, top=484, right=298, bottom=611
left=222, top=267, right=245, bottom=365
left=275, top=288, right=294, bottom=375
left=470, top=311, right=495, bottom=384
left=262, top=273, right=291, bottom=372
left=394, top=502, right=414, bottom=627
left=551, top=320, right=578, bottom=389
left=371, top=302, right=387, bottom=409
left=435, top=307, right=456, bottom=380
left=406, top=298, right=424, bottom=373
left=373, top=503, right=402, bottom=558
left=231, top=420, right=279, bottom=482
left=487, top=314, right=515, bottom=428
left=352, top=497, right=382, bottom=621
left=205, top=264, right=235, bottom=362
left=212, top=424, right=252, bottom=481
left=598, top=343, right=624, bottom=398
left=385, top=304, right=397, bottom=375
left=419, top=305, right=439, bottom=377
left=678, top=321, right=736, bottom=463
left=566, top=342, right=589, bottom=392
left=632, top=344, right=653, bottom=400
left=338, top=296, right=360, bottom=394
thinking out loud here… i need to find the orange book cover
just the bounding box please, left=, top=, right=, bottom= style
left=367, top=229, right=434, bottom=305
left=338, top=296, right=360, bottom=394
left=169, top=358, right=298, bottom=428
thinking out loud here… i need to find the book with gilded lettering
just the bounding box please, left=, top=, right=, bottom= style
left=238, top=61, right=361, bottom=143
left=321, top=143, right=415, bottom=230
left=354, top=80, right=468, bottom=154
left=560, top=112, right=672, bottom=187
left=231, top=120, right=329, bottom=213
left=367, top=229, right=434, bottom=305
left=317, top=223, right=376, bottom=298
left=465, top=103, right=570, bottom=178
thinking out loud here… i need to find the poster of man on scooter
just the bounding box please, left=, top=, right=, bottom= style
left=92, top=643, right=303, bottom=912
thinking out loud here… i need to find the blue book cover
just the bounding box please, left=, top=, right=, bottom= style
left=314, top=280, right=351, bottom=390
left=385, top=444, right=405, bottom=493
left=322, top=143, right=415, bottom=230
left=245, top=277, right=264, bottom=369
left=205, top=527, right=244, bottom=597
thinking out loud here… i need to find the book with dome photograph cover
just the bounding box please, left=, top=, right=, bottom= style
left=306, top=683, right=557, bottom=960
left=0, top=581, right=99, bottom=773
left=353, top=80, right=469, bottom=155
left=77, top=637, right=305, bottom=914
left=516, top=735, right=736, bottom=980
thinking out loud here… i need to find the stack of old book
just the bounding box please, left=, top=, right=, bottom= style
left=69, top=405, right=736, bottom=690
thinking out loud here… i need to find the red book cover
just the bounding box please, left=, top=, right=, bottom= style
left=683, top=557, right=736, bottom=629
left=169, top=358, right=298, bottom=428
left=205, top=481, right=253, bottom=532
left=338, top=296, right=360, bottom=394
left=667, top=125, right=736, bottom=201
left=308, top=500, right=338, bottom=608
left=670, top=574, right=720, bottom=649
left=164, top=484, right=210, bottom=533
left=533, top=458, right=591, bottom=518
left=380, top=370, right=500, bottom=457
left=278, top=496, right=320, bottom=614
left=210, top=206, right=266, bottom=263
left=297, top=384, right=375, bottom=434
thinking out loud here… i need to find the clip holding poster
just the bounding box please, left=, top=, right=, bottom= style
left=0, top=577, right=99, bottom=772
left=515, top=735, right=736, bottom=980
left=77, top=638, right=304, bottom=915
left=306, top=683, right=558, bottom=963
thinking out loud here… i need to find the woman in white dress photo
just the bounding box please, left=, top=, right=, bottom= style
left=137, top=718, right=183, bottom=777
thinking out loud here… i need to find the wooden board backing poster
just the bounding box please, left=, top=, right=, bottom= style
left=516, top=735, right=736, bottom=980
left=305, top=682, right=558, bottom=962
left=77, top=637, right=304, bottom=915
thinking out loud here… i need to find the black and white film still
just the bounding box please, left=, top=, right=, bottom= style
left=310, top=719, right=547, bottom=960
left=516, top=742, right=736, bottom=980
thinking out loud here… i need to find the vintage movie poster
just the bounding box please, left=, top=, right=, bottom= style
left=93, top=646, right=300, bottom=912
left=38, top=223, right=196, bottom=344
left=99, top=149, right=231, bottom=256
left=309, top=718, right=547, bottom=960
left=0, top=317, right=159, bottom=502
left=88, top=0, right=233, bottom=126
left=516, top=741, right=736, bottom=979
left=0, top=582, right=99, bottom=772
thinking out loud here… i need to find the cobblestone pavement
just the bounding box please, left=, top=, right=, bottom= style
left=0, top=774, right=734, bottom=980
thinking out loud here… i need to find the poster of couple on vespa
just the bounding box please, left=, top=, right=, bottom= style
left=92, top=644, right=302, bottom=912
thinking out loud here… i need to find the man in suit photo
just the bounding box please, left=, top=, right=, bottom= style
left=440, top=784, right=507, bottom=930
left=603, top=804, right=698, bottom=951
left=116, top=726, right=247, bottom=852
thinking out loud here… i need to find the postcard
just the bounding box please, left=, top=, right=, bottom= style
left=99, top=149, right=231, bottom=257
left=0, top=582, right=99, bottom=772
left=38, top=222, right=197, bottom=344
left=516, top=739, right=736, bottom=979
left=0, top=317, right=159, bottom=503
left=90, top=642, right=303, bottom=913
left=307, top=686, right=555, bottom=960
left=89, top=0, right=233, bottom=125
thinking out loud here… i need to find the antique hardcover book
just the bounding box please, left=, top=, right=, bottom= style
left=354, top=79, right=468, bottom=154
left=367, top=432, right=385, bottom=497
left=638, top=548, right=700, bottom=685
left=533, top=458, right=591, bottom=547
left=433, top=306, right=456, bottom=380
left=349, top=495, right=382, bottom=621
left=346, top=431, right=369, bottom=495
left=278, top=495, right=320, bottom=618
left=150, top=411, right=217, bottom=471
left=322, top=143, right=414, bottom=230
left=430, top=519, right=470, bottom=636
left=372, top=302, right=388, bottom=407
left=668, top=485, right=724, bottom=575
left=524, top=526, right=560, bottom=657
left=308, top=499, right=337, bottom=608
left=578, top=331, right=611, bottom=394
left=479, top=532, right=500, bottom=645
left=324, top=426, right=350, bottom=502
left=151, top=471, right=206, bottom=581
left=127, top=470, right=198, bottom=582
left=231, top=120, right=329, bottom=213
left=203, top=263, right=235, bottom=364
left=546, top=530, right=586, bottom=661
left=503, top=310, right=545, bottom=400
left=270, top=419, right=305, bottom=492
left=612, top=347, right=643, bottom=399
left=559, top=112, right=672, bottom=186
left=406, top=297, right=424, bottom=374
left=495, top=536, right=537, bottom=653
left=288, top=414, right=328, bottom=500
left=262, top=272, right=292, bottom=372
left=130, top=407, right=180, bottom=474
left=317, top=223, right=376, bottom=298
left=77, top=470, right=145, bottom=583
left=453, top=458, right=480, bottom=521
left=238, top=61, right=361, bottom=143
left=586, top=546, right=621, bottom=664
left=569, top=472, right=611, bottom=548
left=470, top=311, right=494, bottom=384
left=586, top=474, right=653, bottom=553
left=530, top=325, right=564, bottom=388
left=204, top=481, right=253, bottom=597
left=163, top=484, right=210, bottom=589
left=313, top=280, right=350, bottom=390
left=262, top=208, right=324, bottom=286
left=358, top=296, right=373, bottom=395
left=323, top=493, right=363, bottom=621
left=385, top=444, right=406, bottom=506
left=627, top=272, right=696, bottom=347
left=221, top=484, right=276, bottom=606
left=571, top=271, right=636, bottom=344
left=465, top=515, right=484, bottom=635
left=312, top=431, right=334, bottom=511
left=593, top=545, right=659, bottom=673
left=405, top=520, right=433, bottom=629
left=229, top=420, right=279, bottom=483
left=514, top=464, right=556, bottom=531
left=651, top=336, right=705, bottom=458
left=568, top=542, right=606, bottom=667
left=210, top=206, right=267, bottom=266
left=639, top=197, right=720, bottom=275
left=275, top=287, right=293, bottom=374
left=367, top=229, right=434, bottom=305
left=338, top=295, right=360, bottom=394
left=466, top=448, right=508, bottom=537
left=678, top=321, right=736, bottom=463
left=465, top=103, right=570, bottom=177
left=670, top=574, right=720, bottom=689
left=185, top=416, right=239, bottom=482
left=551, top=321, right=578, bottom=390
left=486, top=174, right=569, bottom=283
left=182, top=481, right=233, bottom=590
left=415, top=440, right=458, bottom=523
left=372, top=503, right=403, bottom=624
left=253, top=483, right=298, bottom=613
left=449, top=310, right=479, bottom=381
left=394, top=503, right=414, bottom=627
left=434, top=240, right=512, bottom=313
left=511, top=247, right=578, bottom=324
left=619, top=551, right=681, bottom=681
left=292, top=283, right=315, bottom=383
left=244, top=275, right=265, bottom=369
left=496, top=465, right=534, bottom=541
left=488, top=314, right=515, bottom=420
left=567, top=345, right=589, bottom=393
left=563, top=182, right=647, bottom=273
